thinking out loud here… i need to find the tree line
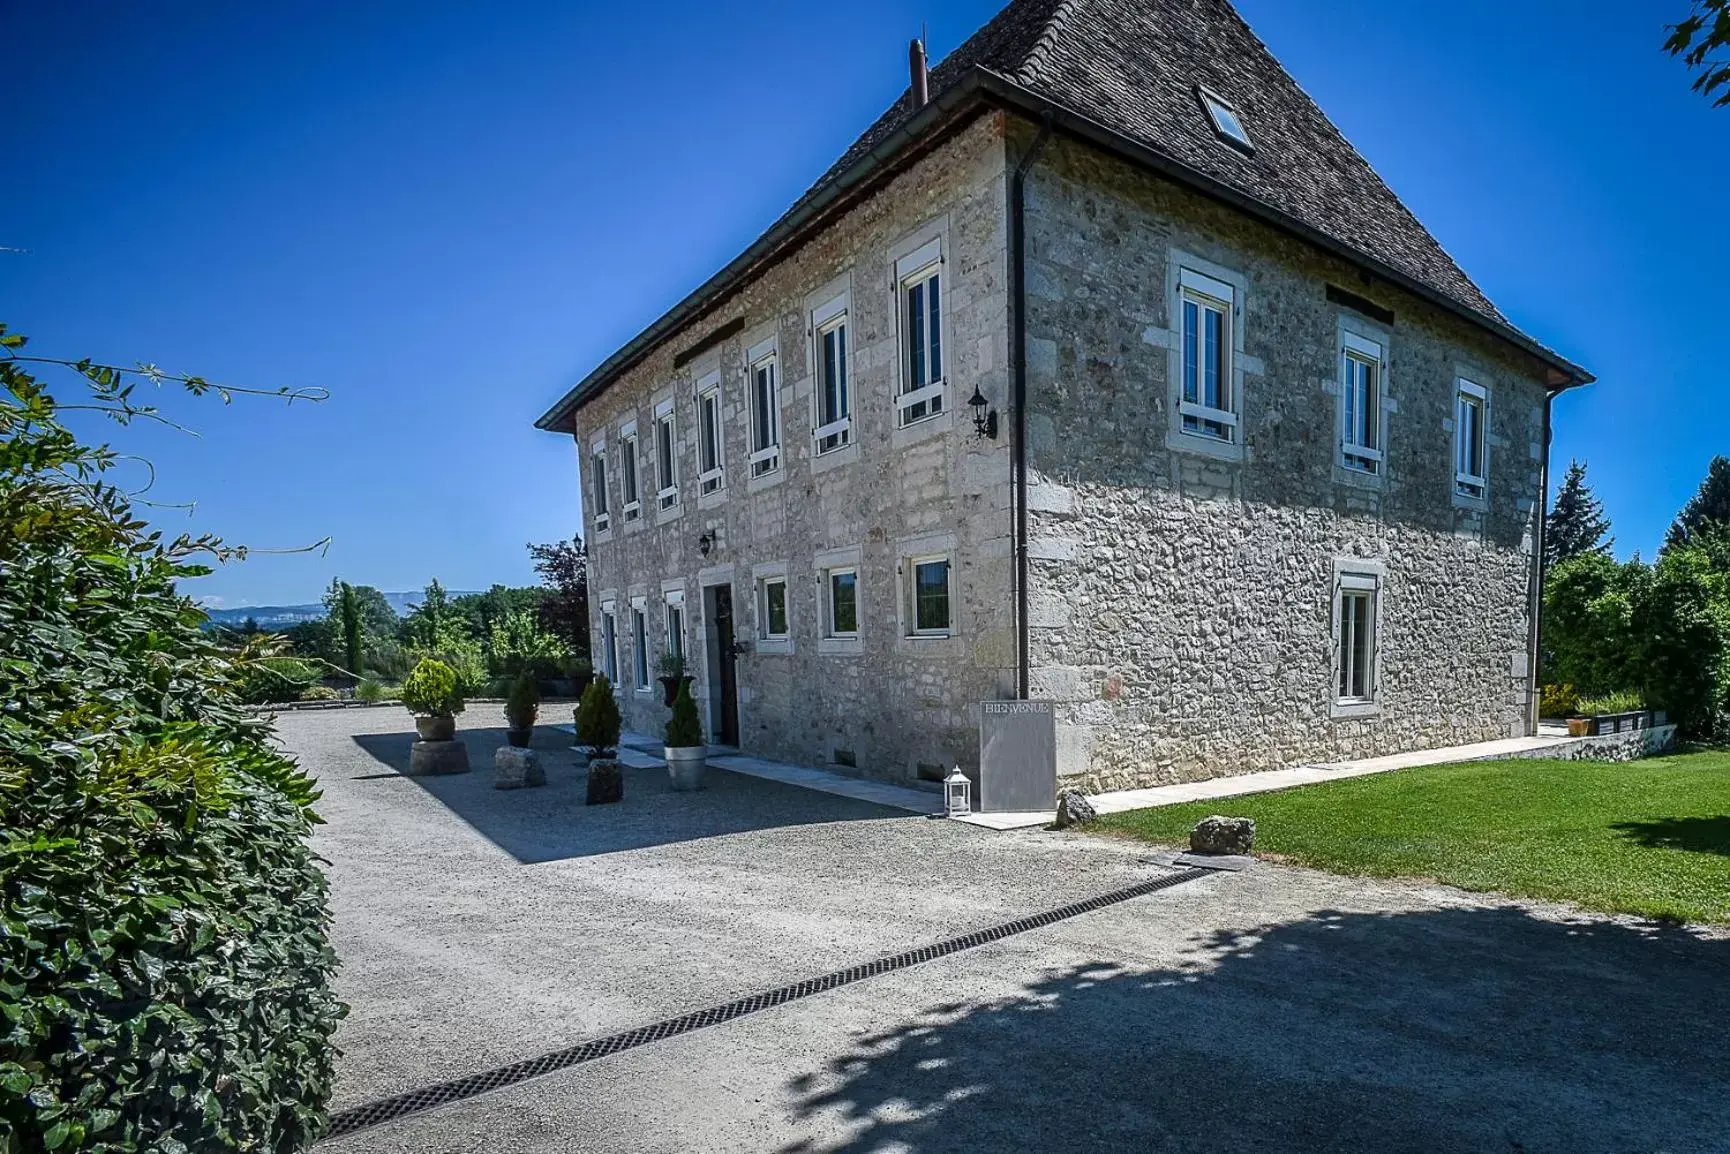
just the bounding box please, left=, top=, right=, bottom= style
left=1542, top=456, right=1730, bottom=738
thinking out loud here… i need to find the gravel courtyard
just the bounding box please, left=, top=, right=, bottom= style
left=287, top=706, right=1730, bottom=1153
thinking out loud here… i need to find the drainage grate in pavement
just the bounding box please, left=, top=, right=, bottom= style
left=321, top=865, right=1216, bottom=1143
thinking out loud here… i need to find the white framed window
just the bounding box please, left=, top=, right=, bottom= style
left=653, top=399, right=678, bottom=510
left=1454, top=378, right=1488, bottom=500
left=812, top=294, right=851, bottom=454
left=896, top=239, right=944, bottom=426
left=1333, top=570, right=1381, bottom=711
left=619, top=421, right=641, bottom=521
left=825, top=567, right=859, bottom=638
left=600, top=602, right=619, bottom=684
left=907, top=556, right=952, bottom=637
left=589, top=442, right=610, bottom=532
left=747, top=339, right=780, bottom=478
left=664, top=589, right=686, bottom=666
left=695, top=373, right=724, bottom=495
left=630, top=599, right=649, bottom=691
left=1339, top=330, right=1385, bottom=475
left=757, top=575, right=789, bottom=641
left=1177, top=268, right=1238, bottom=443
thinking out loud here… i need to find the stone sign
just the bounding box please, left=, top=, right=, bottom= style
left=978, top=700, right=1057, bottom=813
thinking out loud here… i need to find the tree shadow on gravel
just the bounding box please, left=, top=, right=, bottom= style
left=1612, top=815, right=1730, bottom=856
left=351, top=726, right=904, bottom=864
left=778, top=904, right=1730, bottom=1154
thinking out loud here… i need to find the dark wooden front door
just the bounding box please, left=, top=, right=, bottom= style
left=709, top=584, right=740, bottom=746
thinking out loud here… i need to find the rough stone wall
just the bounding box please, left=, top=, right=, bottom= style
left=1018, top=125, right=1552, bottom=791
left=571, top=114, right=1014, bottom=783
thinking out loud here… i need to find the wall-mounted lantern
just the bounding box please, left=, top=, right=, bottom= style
left=967, top=385, right=999, bottom=440
left=698, top=531, right=716, bottom=557
left=944, top=765, right=973, bottom=818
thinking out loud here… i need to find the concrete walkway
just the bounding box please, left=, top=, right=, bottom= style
left=955, top=725, right=1587, bottom=830
left=558, top=726, right=942, bottom=815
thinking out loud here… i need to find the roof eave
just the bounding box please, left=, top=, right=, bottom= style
left=534, top=70, right=997, bottom=433
left=969, top=69, right=1593, bottom=389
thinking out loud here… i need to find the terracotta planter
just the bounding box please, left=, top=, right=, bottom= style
left=506, top=726, right=533, bottom=748
left=415, top=714, right=456, bottom=742
left=1567, top=717, right=1591, bottom=737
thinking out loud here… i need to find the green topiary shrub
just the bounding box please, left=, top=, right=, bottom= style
left=574, top=674, right=621, bottom=757
left=401, top=657, right=465, bottom=717
left=665, top=678, right=704, bottom=748
left=505, top=671, right=540, bottom=730
left=0, top=326, right=344, bottom=1150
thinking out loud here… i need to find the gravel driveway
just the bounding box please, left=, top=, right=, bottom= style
left=286, top=706, right=1730, bottom=1153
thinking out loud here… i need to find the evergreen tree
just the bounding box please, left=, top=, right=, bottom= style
left=1545, top=459, right=1613, bottom=570
left=1666, top=455, right=1730, bottom=550
left=338, top=581, right=362, bottom=676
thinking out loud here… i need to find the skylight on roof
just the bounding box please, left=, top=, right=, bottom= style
left=1196, top=86, right=1253, bottom=152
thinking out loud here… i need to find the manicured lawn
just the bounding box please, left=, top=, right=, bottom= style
left=1097, top=752, right=1730, bottom=924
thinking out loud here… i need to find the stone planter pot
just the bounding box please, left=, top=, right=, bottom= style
left=415, top=714, right=456, bottom=742
left=505, top=726, right=533, bottom=748
left=408, top=739, right=469, bottom=776
left=658, top=675, right=695, bottom=707
left=586, top=756, right=623, bottom=805
left=664, top=745, right=707, bottom=791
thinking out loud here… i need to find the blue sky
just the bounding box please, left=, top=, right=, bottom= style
left=3, top=1, right=1724, bottom=605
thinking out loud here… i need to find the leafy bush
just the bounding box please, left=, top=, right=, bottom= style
left=401, top=658, right=464, bottom=717
left=666, top=679, right=704, bottom=748
left=657, top=651, right=686, bottom=679
left=1633, top=543, right=1730, bottom=741
left=1576, top=689, right=1646, bottom=716
left=1538, top=683, right=1579, bottom=719
left=506, top=672, right=540, bottom=730
left=355, top=678, right=388, bottom=703
left=1542, top=554, right=1647, bottom=697
left=574, top=674, right=621, bottom=757
left=299, top=685, right=339, bottom=702
left=0, top=326, right=343, bottom=1149
left=363, top=637, right=413, bottom=680
left=235, top=656, right=326, bottom=704
left=486, top=607, right=568, bottom=680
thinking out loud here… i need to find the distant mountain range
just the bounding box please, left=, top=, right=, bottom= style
left=201, top=590, right=476, bottom=630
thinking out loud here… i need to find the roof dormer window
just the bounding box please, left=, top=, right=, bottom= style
left=1197, top=85, right=1253, bottom=153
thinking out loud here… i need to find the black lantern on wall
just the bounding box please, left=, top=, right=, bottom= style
left=967, top=384, right=998, bottom=440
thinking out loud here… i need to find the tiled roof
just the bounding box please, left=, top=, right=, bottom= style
left=813, top=0, right=1503, bottom=322
left=540, top=0, right=1585, bottom=430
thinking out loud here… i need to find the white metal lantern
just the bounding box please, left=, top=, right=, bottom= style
left=944, top=765, right=972, bottom=817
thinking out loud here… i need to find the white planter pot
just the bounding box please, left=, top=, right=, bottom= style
left=664, top=745, right=707, bottom=792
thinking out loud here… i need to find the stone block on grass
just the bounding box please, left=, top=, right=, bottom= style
left=1054, top=789, right=1098, bottom=829
left=1189, top=815, right=1255, bottom=855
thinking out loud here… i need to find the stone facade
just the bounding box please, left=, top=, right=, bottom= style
left=566, top=111, right=1559, bottom=792
left=573, top=115, right=1016, bottom=783
left=1018, top=126, right=1550, bottom=791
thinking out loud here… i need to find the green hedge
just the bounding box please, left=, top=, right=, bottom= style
left=1, top=330, right=344, bottom=1150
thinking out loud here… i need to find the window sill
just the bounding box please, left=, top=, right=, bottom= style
left=697, top=486, right=728, bottom=510
left=1332, top=462, right=1385, bottom=491
left=1166, top=426, right=1244, bottom=463
left=818, top=636, right=863, bottom=657
left=655, top=501, right=683, bottom=526
left=891, top=404, right=952, bottom=450
left=1329, top=698, right=1382, bottom=720
left=811, top=441, right=860, bottom=476
left=755, top=637, right=793, bottom=656
left=747, top=466, right=786, bottom=495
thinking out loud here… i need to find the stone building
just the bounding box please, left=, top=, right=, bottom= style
left=536, top=0, right=1591, bottom=792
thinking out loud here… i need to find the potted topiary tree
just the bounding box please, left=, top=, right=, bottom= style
left=664, top=678, right=707, bottom=791
left=505, top=671, right=539, bottom=748
left=402, top=657, right=465, bottom=741
left=575, top=673, right=623, bottom=804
